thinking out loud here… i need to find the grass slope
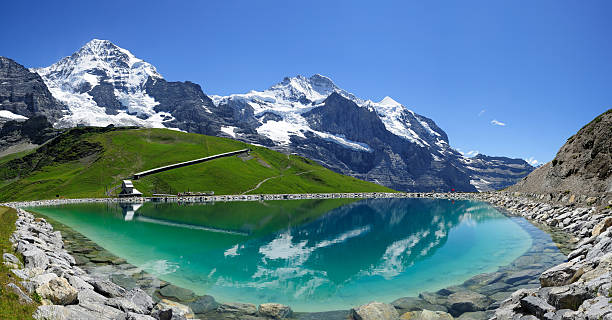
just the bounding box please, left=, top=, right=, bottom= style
left=0, top=127, right=393, bottom=201
left=0, top=206, right=39, bottom=319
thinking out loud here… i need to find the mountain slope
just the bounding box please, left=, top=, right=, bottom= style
left=0, top=57, right=66, bottom=122
left=28, top=39, right=534, bottom=192
left=213, top=78, right=533, bottom=192
left=0, top=127, right=393, bottom=201
left=509, top=109, right=612, bottom=201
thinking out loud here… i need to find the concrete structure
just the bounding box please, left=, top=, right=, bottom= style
left=118, top=180, right=143, bottom=198
left=132, top=149, right=250, bottom=180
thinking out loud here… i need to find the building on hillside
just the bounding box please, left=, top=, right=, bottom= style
left=119, top=180, right=143, bottom=198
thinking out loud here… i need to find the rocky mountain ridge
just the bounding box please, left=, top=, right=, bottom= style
left=1, top=39, right=534, bottom=192
left=509, top=109, right=611, bottom=202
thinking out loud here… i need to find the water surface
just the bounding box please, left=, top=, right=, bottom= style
left=30, top=198, right=532, bottom=311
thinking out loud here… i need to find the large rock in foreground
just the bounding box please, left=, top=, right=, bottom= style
left=35, top=277, right=78, bottom=305
left=350, top=302, right=400, bottom=320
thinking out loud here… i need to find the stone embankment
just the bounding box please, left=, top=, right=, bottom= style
left=4, top=208, right=295, bottom=320
left=480, top=193, right=612, bottom=320
left=4, top=192, right=473, bottom=208
left=5, top=191, right=611, bottom=320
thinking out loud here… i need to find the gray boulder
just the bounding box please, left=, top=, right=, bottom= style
left=401, top=310, right=454, bottom=320
left=33, top=305, right=71, bottom=320
left=3, top=252, right=21, bottom=267
left=126, top=313, right=156, bottom=320
left=125, top=288, right=154, bottom=313
left=22, top=247, right=49, bottom=269
left=31, top=273, right=58, bottom=287
left=106, top=297, right=147, bottom=314
left=6, top=282, right=34, bottom=304
left=151, top=299, right=193, bottom=320
left=35, top=277, right=78, bottom=305
left=578, top=296, right=612, bottom=320
left=540, top=260, right=582, bottom=287
left=520, top=296, right=555, bottom=318
left=67, top=275, right=94, bottom=291
left=11, top=267, right=44, bottom=280
left=258, top=303, right=293, bottom=319
left=350, top=302, right=399, bottom=320
left=91, top=279, right=126, bottom=298
left=547, top=285, right=593, bottom=310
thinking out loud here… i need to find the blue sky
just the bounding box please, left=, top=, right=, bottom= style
left=1, top=0, right=610, bottom=165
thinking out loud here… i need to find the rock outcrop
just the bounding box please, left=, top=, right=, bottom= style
left=509, top=109, right=612, bottom=205
left=476, top=193, right=612, bottom=320
left=0, top=57, right=65, bottom=122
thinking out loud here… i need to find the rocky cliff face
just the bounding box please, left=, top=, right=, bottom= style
left=0, top=57, right=65, bottom=122
left=0, top=115, right=60, bottom=150
left=22, top=39, right=534, bottom=192
left=510, top=109, right=611, bottom=200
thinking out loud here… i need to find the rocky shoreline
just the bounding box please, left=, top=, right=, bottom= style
left=477, top=193, right=612, bottom=320
left=3, top=192, right=611, bottom=320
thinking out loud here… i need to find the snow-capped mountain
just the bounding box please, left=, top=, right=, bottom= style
left=18, top=39, right=533, bottom=191
left=211, top=74, right=533, bottom=191
left=33, top=39, right=177, bottom=128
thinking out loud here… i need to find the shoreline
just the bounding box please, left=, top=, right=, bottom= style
left=1, top=192, right=473, bottom=208
left=3, top=192, right=611, bottom=320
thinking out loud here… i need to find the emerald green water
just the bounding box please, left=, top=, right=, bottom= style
left=30, top=198, right=532, bottom=311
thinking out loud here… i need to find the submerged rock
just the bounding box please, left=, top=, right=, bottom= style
left=188, top=295, right=218, bottom=314
left=447, top=291, right=491, bottom=315
left=157, top=284, right=196, bottom=302
left=392, top=297, right=448, bottom=313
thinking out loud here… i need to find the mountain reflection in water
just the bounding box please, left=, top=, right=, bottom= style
left=31, top=198, right=530, bottom=311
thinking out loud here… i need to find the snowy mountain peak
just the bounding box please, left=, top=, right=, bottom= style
left=33, top=39, right=166, bottom=128
left=379, top=96, right=401, bottom=107
left=269, top=74, right=344, bottom=104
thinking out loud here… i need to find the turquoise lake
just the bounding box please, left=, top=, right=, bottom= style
left=30, top=198, right=533, bottom=311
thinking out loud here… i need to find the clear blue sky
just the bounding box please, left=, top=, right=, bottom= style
left=1, top=0, right=610, bottom=165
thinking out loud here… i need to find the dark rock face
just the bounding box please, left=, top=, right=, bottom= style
left=89, top=83, right=123, bottom=115
left=295, top=93, right=478, bottom=192
left=144, top=78, right=226, bottom=135
left=510, top=109, right=611, bottom=198
left=0, top=115, right=60, bottom=148
left=0, top=57, right=65, bottom=121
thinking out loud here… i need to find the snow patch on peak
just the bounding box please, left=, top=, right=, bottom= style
left=379, top=96, right=401, bottom=107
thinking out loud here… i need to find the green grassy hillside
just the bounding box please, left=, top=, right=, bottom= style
left=0, top=127, right=393, bottom=201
